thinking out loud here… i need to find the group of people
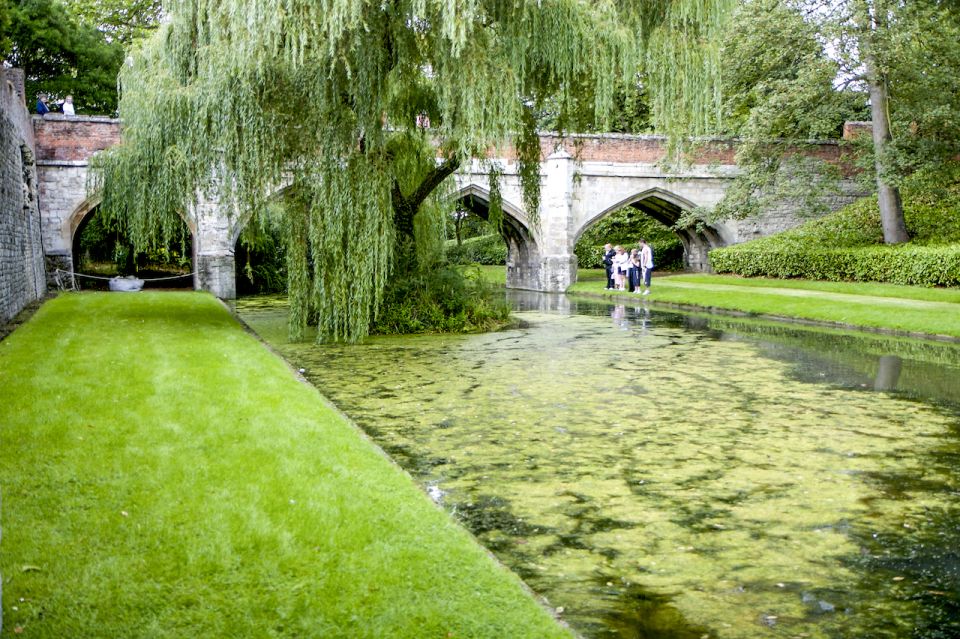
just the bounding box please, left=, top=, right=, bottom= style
left=602, top=240, right=654, bottom=295
left=36, top=93, right=75, bottom=116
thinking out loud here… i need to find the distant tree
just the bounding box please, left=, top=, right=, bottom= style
left=63, top=0, right=163, bottom=45
left=0, top=0, right=13, bottom=59
left=710, top=0, right=869, bottom=222
left=4, top=0, right=125, bottom=114
left=718, top=0, right=960, bottom=245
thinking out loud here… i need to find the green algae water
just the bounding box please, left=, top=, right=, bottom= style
left=238, top=292, right=960, bottom=639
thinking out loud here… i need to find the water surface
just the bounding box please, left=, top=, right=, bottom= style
left=238, top=292, right=960, bottom=638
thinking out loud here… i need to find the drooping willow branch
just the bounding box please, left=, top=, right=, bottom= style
left=93, top=0, right=735, bottom=342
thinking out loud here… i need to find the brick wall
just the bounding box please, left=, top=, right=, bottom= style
left=34, top=115, right=122, bottom=162
left=0, top=69, right=46, bottom=326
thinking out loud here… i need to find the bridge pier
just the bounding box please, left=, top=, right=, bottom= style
left=190, top=195, right=236, bottom=301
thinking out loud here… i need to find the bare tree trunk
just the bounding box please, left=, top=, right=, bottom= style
left=861, top=0, right=909, bottom=244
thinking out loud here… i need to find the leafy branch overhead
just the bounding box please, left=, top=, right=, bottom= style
left=94, top=0, right=737, bottom=342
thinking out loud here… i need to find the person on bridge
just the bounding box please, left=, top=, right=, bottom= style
left=639, top=239, right=654, bottom=296
left=602, top=243, right=615, bottom=290
left=36, top=94, right=50, bottom=115
left=61, top=95, right=76, bottom=116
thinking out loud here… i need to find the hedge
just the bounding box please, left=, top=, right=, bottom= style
left=710, top=244, right=960, bottom=287
left=445, top=234, right=507, bottom=265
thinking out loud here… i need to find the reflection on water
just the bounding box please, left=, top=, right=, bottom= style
left=238, top=293, right=960, bottom=639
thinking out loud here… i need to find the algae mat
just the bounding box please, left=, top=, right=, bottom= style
left=240, top=292, right=960, bottom=639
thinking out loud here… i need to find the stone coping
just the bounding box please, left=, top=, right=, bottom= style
left=33, top=114, right=120, bottom=124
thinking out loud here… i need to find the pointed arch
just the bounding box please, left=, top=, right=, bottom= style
left=576, top=187, right=723, bottom=272
left=450, top=183, right=542, bottom=290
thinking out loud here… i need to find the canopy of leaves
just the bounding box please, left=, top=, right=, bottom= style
left=63, top=0, right=163, bottom=45
left=94, top=0, right=736, bottom=342
left=715, top=0, right=960, bottom=224
left=881, top=1, right=960, bottom=186
left=706, top=0, right=870, bottom=221
left=3, top=0, right=125, bottom=114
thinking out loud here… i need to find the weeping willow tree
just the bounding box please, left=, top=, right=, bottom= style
left=93, top=0, right=735, bottom=342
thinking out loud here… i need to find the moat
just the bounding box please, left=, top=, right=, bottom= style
left=239, top=291, right=960, bottom=639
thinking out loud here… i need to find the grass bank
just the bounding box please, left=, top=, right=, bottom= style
left=0, top=292, right=570, bottom=638
left=474, top=265, right=960, bottom=339
left=570, top=270, right=960, bottom=339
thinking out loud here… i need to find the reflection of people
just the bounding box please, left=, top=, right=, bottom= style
left=639, top=239, right=654, bottom=295
left=61, top=95, right=76, bottom=116
left=602, top=243, right=615, bottom=290
left=36, top=94, right=50, bottom=115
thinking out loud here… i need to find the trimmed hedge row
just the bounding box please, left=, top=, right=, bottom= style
left=445, top=234, right=508, bottom=265
left=709, top=244, right=960, bottom=287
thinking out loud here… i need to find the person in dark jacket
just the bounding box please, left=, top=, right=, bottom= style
left=36, top=94, right=50, bottom=115
left=602, top=243, right=616, bottom=290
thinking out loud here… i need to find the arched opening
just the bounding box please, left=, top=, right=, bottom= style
left=450, top=185, right=541, bottom=290
left=578, top=189, right=723, bottom=272
left=232, top=213, right=287, bottom=298
left=70, top=199, right=194, bottom=289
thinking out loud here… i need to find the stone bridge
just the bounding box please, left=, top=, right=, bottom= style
left=28, top=104, right=857, bottom=301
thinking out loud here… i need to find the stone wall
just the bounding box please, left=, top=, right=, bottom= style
left=0, top=69, right=46, bottom=325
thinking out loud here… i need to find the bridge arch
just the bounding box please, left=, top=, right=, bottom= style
left=67, top=194, right=197, bottom=285
left=577, top=187, right=723, bottom=272
left=451, top=183, right=541, bottom=289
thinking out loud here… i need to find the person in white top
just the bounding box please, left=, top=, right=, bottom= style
left=612, top=245, right=630, bottom=291
left=61, top=95, right=75, bottom=116
left=639, top=239, right=654, bottom=295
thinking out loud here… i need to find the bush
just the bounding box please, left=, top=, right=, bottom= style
left=711, top=167, right=960, bottom=286
left=373, top=265, right=511, bottom=335
left=445, top=234, right=507, bottom=265
left=710, top=244, right=960, bottom=287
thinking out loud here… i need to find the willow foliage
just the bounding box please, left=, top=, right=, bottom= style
left=94, top=0, right=733, bottom=341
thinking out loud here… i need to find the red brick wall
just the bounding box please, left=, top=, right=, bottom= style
left=33, top=116, right=122, bottom=162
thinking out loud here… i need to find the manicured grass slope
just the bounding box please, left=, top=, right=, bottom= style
left=568, top=272, right=960, bottom=339
left=0, top=293, right=569, bottom=638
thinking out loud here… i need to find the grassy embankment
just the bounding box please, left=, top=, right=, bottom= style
left=0, top=292, right=570, bottom=638
left=475, top=265, right=960, bottom=339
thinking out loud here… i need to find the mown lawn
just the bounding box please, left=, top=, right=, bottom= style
left=475, top=265, right=960, bottom=339
left=570, top=271, right=960, bottom=339
left=0, top=292, right=570, bottom=639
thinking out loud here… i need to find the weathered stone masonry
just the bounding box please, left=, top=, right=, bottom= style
left=0, top=69, right=46, bottom=325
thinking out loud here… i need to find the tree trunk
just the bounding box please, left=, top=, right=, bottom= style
left=861, top=0, right=909, bottom=244
left=455, top=214, right=463, bottom=246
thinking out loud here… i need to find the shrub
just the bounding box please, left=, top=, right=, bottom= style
left=445, top=234, right=507, bottom=265
left=373, top=265, right=511, bottom=335
left=711, top=168, right=960, bottom=287
left=710, top=245, right=960, bottom=287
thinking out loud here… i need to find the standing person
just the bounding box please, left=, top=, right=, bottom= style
left=61, top=95, right=76, bottom=116
left=602, top=243, right=616, bottom=290
left=639, top=238, right=654, bottom=295
left=36, top=94, right=50, bottom=115
left=612, top=245, right=630, bottom=291
left=628, top=248, right=641, bottom=293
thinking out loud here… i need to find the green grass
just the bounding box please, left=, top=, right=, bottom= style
left=0, top=292, right=570, bottom=639
left=567, top=270, right=960, bottom=339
